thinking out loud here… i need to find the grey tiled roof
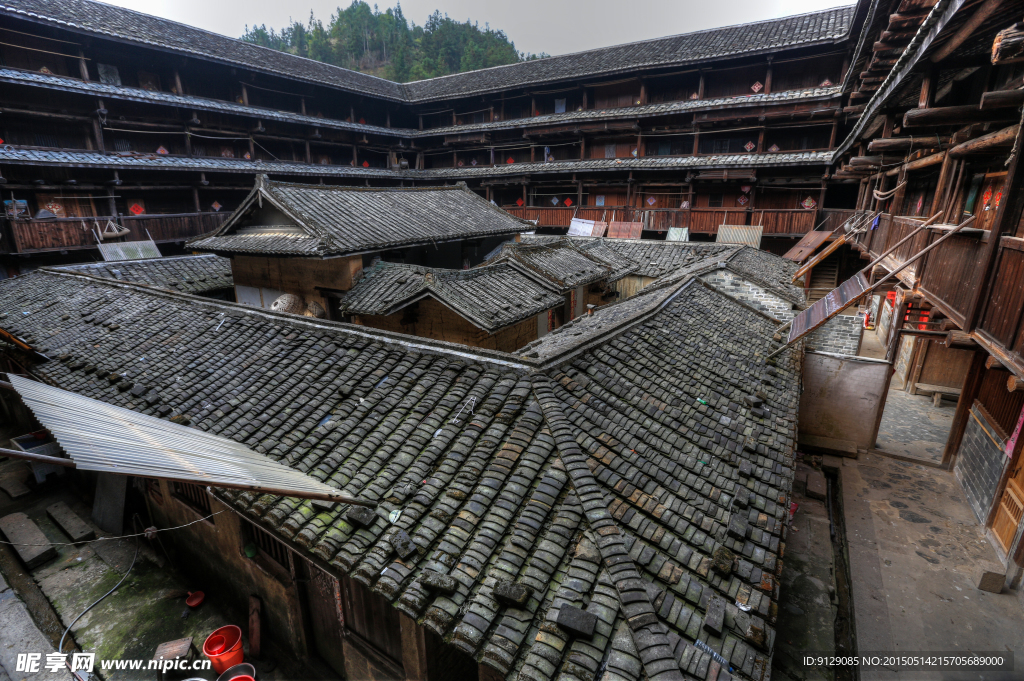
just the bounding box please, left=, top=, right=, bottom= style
left=725, top=248, right=806, bottom=306
left=0, top=0, right=853, bottom=103
left=402, top=7, right=855, bottom=101
left=0, top=0, right=405, bottom=100
left=190, top=177, right=532, bottom=257
left=340, top=261, right=564, bottom=333
left=523, top=236, right=737, bottom=279
left=425, top=86, right=842, bottom=136
left=0, top=146, right=833, bottom=180
left=0, top=68, right=839, bottom=142
left=48, top=254, right=232, bottom=294
left=0, top=68, right=413, bottom=138
left=0, top=261, right=798, bottom=681
left=488, top=241, right=614, bottom=293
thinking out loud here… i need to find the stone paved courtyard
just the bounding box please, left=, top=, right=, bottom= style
left=874, top=387, right=954, bottom=466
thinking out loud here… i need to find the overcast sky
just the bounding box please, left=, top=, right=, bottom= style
left=100, top=0, right=854, bottom=57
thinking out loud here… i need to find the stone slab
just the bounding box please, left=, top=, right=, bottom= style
left=975, top=566, right=1005, bottom=594
left=0, top=513, right=57, bottom=569
left=805, top=471, right=826, bottom=501
left=46, top=501, right=95, bottom=543
left=0, top=477, right=30, bottom=500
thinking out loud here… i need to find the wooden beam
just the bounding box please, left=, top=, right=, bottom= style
left=1008, top=375, right=1024, bottom=392
left=931, top=0, right=1004, bottom=63
left=979, top=88, right=1024, bottom=110
left=919, top=64, right=937, bottom=109
left=992, top=22, right=1024, bottom=65
left=945, top=330, right=978, bottom=349
left=869, top=135, right=950, bottom=152
left=903, top=105, right=1017, bottom=127
left=888, top=11, right=931, bottom=30
left=850, top=155, right=885, bottom=166
left=948, top=125, right=1019, bottom=158
left=887, top=150, right=946, bottom=176
left=986, top=355, right=1005, bottom=369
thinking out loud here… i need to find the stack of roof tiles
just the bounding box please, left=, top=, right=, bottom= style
left=340, top=261, right=564, bottom=332
left=0, top=243, right=800, bottom=681
left=189, top=177, right=533, bottom=257
left=50, top=255, right=232, bottom=295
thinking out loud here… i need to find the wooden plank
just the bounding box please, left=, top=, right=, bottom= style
left=249, top=595, right=262, bottom=658
left=783, top=230, right=832, bottom=262
left=787, top=272, right=870, bottom=344
left=792, top=233, right=848, bottom=282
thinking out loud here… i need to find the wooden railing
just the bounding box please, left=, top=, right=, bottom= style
left=3, top=212, right=229, bottom=254
left=503, top=206, right=819, bottom=235
left=818, top=208, right=859, bottom=233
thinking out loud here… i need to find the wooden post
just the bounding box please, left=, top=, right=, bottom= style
left=531, top=97, right=536, bottom=117
left=351, top=105, right=356, bottom=123
left=183, top=128, right=192, bottom=156
left=577, top=181, right=583, bottom=208
left=386, top=110, right=391, bottom=128
left=78, top=51, right=89, bottom=81
left=248, top=136, right=255, bottom=159
left=453, top=150, right=458, bottom=168
left=418, top=114, right=423, bottom=131
left=886, top=292, right=911, bottom=362
left=489, top=106, right=494, bottom=122
left=399, top=614, right=428, bottom=681
left=192, top=187, right=201, bottom=213
left=248, top=595, right=262, bottom=659
left=241, top=83, right=249, bottom=106
left=693, top=130, right=701, bottom=156
left=490, top=147, right=495, bottom=165
left=452, top=110, right=457, bottom=126
left=581, top=90, right=587, bottom=110
left=173, top=70, right=184, bottom=96
left=352, top=145, right=358, bottom=166
left=522, top=184, right=527, bottom=206
left=639, top=81, right=647, bottom=105
left=941, top=350, right=988, bottom=467
left=300, top=97, right=307, bottom=116
left=92, top=119, right=105, bottom=153
left=697, top=71, right=705, bottom=100
left=930, top=155, right=957, bottom=216
left=530, top=146, right=535, bottom=163
left=305, top=140, right=311, bottom=164
left=891, top=165, right=908, bottom=215
left=764, top=61, right=773, bottom=95
left=963, top=111, right=1024, bottom=331
left=829, top=118, right=839, bottom=150
left=918, top=64, right=936, bottom=109
left=580, top=136, right=586, bottom=160
left=757, top=128, right=765, bottom=153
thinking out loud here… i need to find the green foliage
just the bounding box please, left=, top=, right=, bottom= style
left=241, top=2, right=548, bottom=82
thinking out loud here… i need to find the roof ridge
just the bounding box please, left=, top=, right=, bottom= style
left=402, top=5, right=855, bottom=86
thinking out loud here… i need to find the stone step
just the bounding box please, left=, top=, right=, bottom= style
left=46, top=502, right=95, bottom=543
left=0, top=513, right=57, bottom=569
left=806, top=470, right=827, bottom=501
left=0, top=477, right=30, bottom=500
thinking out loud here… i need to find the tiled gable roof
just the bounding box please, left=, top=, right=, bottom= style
left=488, top=241, right=614, bottom=293
left=49, top=254, right=232, bottom=294
left=189, top=177, right=532, bottom=257
left=340, top=261, right=564, bottom=333
left=0, top=261, right=799, bottom=681
left=402, top=7, right=855, bottom=101
left=0, top=0, right=405, bottom=100
left=0, top=0, right=853, bottom=103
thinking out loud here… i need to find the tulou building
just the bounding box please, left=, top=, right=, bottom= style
left=0, top=0, right=1024, bottom=680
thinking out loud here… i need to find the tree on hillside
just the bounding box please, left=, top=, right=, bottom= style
left=241, top=1, right=547, bottom=82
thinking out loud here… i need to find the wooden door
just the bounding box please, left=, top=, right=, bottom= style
left=993, top=458, right=1024, bottom=552
left=304, top=562, right=346, bottom=676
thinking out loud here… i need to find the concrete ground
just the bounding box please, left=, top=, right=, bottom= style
left=774, top=462, right=841, bottom=681
left=857, top=326, right=953, bottom=466
left=839, top=452, right=1024, bottom=681
left=874, top=388, right=953, bottom=466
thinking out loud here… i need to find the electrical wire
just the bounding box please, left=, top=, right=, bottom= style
left=58, top=535, right=138, bottom=655
left=0, top=510, right=224, bottom=547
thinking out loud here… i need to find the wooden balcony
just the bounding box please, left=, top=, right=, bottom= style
left=502, top=206, right=819, bottom=236
left=2, top=212, right=230, bottom=254
left=847, top=212, right=1024, bottom=373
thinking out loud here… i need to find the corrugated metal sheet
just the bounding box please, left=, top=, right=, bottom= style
left=607, top=221, right=643, bottom=239
left=716, top=225, right=763, bottom=247
left=782, top=230, right=831, bottom=262
left=666, top=227, right=689, bottom=242
left=98, top=239, right=162, bottom=261
left=787, top=272, right=869, bottom=344
left=8, top=375, right=355, bottom=502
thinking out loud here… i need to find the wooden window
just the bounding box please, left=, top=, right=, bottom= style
left=708, top=194, right=724, bottom=208
left=173, top=481, right=212, bottom=516
left=251, top=524, right=290, bottom=569
left=341, top=574, right=404, bottom=664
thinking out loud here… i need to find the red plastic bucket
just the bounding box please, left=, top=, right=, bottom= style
left=203, top=625, right=243, bottom=674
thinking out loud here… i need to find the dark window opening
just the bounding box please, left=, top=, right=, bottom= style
left=708, top=194, right=724, bottom=208
left=172, top=481, right=212, bottom=516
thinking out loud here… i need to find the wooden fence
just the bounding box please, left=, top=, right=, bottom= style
left=3, top=212, right=229, bottom=253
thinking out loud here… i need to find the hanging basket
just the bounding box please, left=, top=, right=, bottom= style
left=269, top=293, right=304, bottom=315
left=97, top=220, right=130, bottom=240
